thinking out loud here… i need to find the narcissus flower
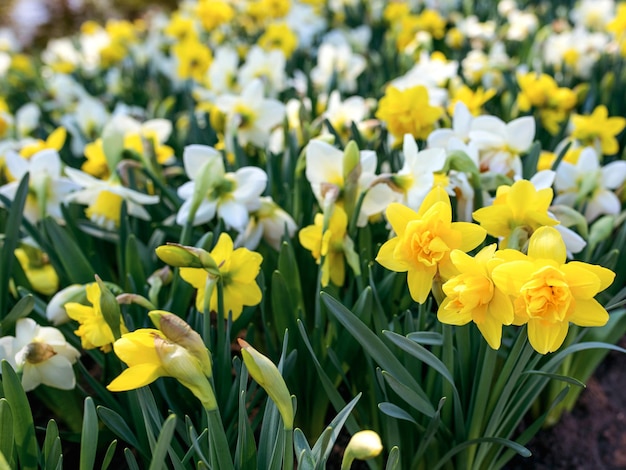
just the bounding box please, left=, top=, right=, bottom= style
left=299, top=206, right=359, bottom=287
left=571, top=105, right=626, bottom=156
left=492, top=226, right=615, bottom=354
left=0, top=318, right=80, bottom=391
left=438, top=244, right=514, bottom=349
left=472, top=178, right=558, bottom=249
left=65, top=282, right=128, bottom=352
left=376, top=187, right=486, bottom=303
left=179, top=233, right=263, bottom=319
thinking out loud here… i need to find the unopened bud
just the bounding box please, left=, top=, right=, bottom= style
left=46, top=284, right=86, bottom=325
left=156, top=244, right=203, bottom=268
left=238, top=339, right=294, bottom=429
left=341, top=430, right=383, bottom=470
left=588, top=215, right=615, bottom=250
left=95, top=275, right=122, bottom=340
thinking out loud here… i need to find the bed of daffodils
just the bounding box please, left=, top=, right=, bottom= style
left=0, top=0, right=626, bottom=468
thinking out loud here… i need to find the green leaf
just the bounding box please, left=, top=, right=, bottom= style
left=206, top=408, right=234, bottom=470
left=100, top=440, right=118, bottom=470
left=321, top=292, right=434, bottom=415
left=521, top=371, right=586, bottom=388
left=43, top=217, right=95, bottom=284
left=97, top=406, right=143, bottom=455
left=125, top=234, right=147, bottom=290
left=43, top=420, right=61, bottom=470
left=293, top=429, right=314, bottom=469
left=0, top=173, right=29, bottom=318
left=0, top=450, right=11, bottom=470
left=522, top=141, right=541, bottom=180
left=378, top=402, right=418, bottom=425
left=124, top=448, right=141, bottom=470
left=0, top=399, right=13, bottom=467
left=406, top=331, right=443, bottom=346
left=235, top=365, right=257, bottom=470
left=385, top=447, right=401, bottom=470
left=148, top=414, right=177, bottom=470
left=381, top=371, right=436, bottom=419
left=80, top=397, right=98, bottom=470
left=1, top=361, right=38, bottom=470
left=433, top=437, right=531, bottom=470
left=311, top=393, right=361, bottom=464
left=0, top=295, right=34, bottom=332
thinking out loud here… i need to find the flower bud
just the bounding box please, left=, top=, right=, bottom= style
left=588, top=215, right=615, bottom=250
left=46, top=284, right=86, bottom=325
left=238, top=339, right=294, bottom=429
left=95, top=275, right=122, bottom=340
left=156, top=244, right=203, bottom=268
left=149, top=310, right=212, bottom=377
left=341, top=430, right=383, bottom=470
left=154, top=336, right=217, bottom=410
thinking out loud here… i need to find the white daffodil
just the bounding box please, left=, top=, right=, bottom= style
left=0, top=318, right=80, bottom=392
left=0, top=149, right=80, bottom=224
left=235, top=196, right=298, bottom=250
left=305, top=139, right=397, bottom=226
left=323, top=90, right=369, bottom=138
left=176, top=144, right=267, bottom=231
left=469, top=115, right=535, bottom=178
left=310, top=41, right=366, bottom=93
left=393, top=134, right=448, bottom=211
left=428, top=101, right=473, bottom=149
left=208, top=45, right=240, bottom=95
left=64, top=167, right=160, bottom=231
left=554, top=147, right=626, bottom=222
left=237, top=46, right=286, bottom=97
left=15, top=102, right=41, bottom=138
left=215, top=79, right=286, bottom=151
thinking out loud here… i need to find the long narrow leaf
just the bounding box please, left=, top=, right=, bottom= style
left=148, top=414, right=177, bottom=470
left=0, top=399, right=13, bottom=468
left=80, top=397, right=98, bottom=470
left=100, top=440, right=118, bottom=470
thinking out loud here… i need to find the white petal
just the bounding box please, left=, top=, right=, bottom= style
left=232, top=167, right=267, bottom=201
left=555, top=163, right=578, bottom=192
left=21, top=365, right=42, bottom=391
left=32, top=149, right=62, bottom=177
left=141, top=119, right=172, bottom=142
left=305, top=140, right=343, bottom=186
left=577, top=147, right=600, bottom=173
left=5, top=151, right=29, bottom=180
left=452, top=101, right=472, bottom=138
left=39, top=355, right=76, bottom=390
left=15, top=318, right=38, bottom=350
left=471, top=115, right=507, bottom=136
left=182, top=145, right=223, bottom=180
left=402, top=134, right=419, bottom=163
left=413, top=148, right=446, bottom=173
left=192, top=200, right=218, bottom=226
left=585, top=190, right=620, bottom=221
left=555, top=225, right=586, bottom=255
left=218, top=200, right=249, bottom=231
left=601, top=161, right=626, bottom=189
left=427, top=129, right=454, bottom=149
left=64, top=167, right=102, bottom=187
left=177, top=181, right=195, bottom=200
left=506, top=116, right=535, bottom=153
left=530, top=170, right=555, bottom=190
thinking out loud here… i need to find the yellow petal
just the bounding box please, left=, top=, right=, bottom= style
left=475, top=314, right=503, bottom=350
left=113, top=329, right=163, bottom=366
left=491, top=260, right=535, bottom=296
left=527, top=319, right=569, bottom=354
left=299, top=225, right=323, bottom=259
left=487, top=288, right=515, bottom=325
left=329, top=252, right=346, bottom=286
left=211, top=232, right=234, bottom=264
left=64, top=303, right=94, bottom=322
left=560, top=263, right=601, bottom=299
left=416, top=186, right=450, bottom=218
left=568, top=262, right=615, bottom=293
left=230, top=250, right=263, bottom=283
left=107, top=363, right=165, bottom=391
left=472, top=205, right=513, bottom=238
left=453, top=222, right=486, bottom=252
left=407, top=266, right=436, bottom=304
left=569, top=298, right=609, bottom=327
left=47, top=127, right=67, bottom=150
left=376, top=238, right=409, bottom=272
left=527, top=226, right=566, bottom=264
left=179, top=267, right=208, bottom=289
left=437, top=298, right=472, bottom=326
left=385, top=203, right=418, bottom=237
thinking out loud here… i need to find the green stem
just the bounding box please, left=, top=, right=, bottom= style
left=283, top=426, right=294, bottom=470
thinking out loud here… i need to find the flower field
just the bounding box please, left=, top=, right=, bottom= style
left=0, top=0, right=625, bottom=468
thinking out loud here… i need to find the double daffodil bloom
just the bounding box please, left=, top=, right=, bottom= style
left=376, top=187, right=486, bottom=303
left=179, top=233, right=263, bottom=319
left=107, top=318, right=216, bottom=409
left=438, top=244, right=514, bottom=349
left=570, top=105, right=626, bottom=156
left=65, top=282, right=128, bottom=352
left=472, top=178, right=558, bottom=249
left=492, top=227, right=615, bottom=354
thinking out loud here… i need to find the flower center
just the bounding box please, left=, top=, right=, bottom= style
left=85, top=190, right=124, bottom=230
left=233, top=104, right=257, bottom=130
left=443, top=273, right=494, bottom=317
left=401, top=219, right=449, bottom=267
left=517, top=265, right=573, bottom=323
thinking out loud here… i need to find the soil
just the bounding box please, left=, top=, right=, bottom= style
left=506, top=336, right=626, bottom=470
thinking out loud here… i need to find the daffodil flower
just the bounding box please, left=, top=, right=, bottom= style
left=64, top=167, right=160, bottom=230
left=492, top=226, right=615, bottom=354
left=0, top=318, right=80, bottom=391
left=438, top=244, right=514, bottom=349
left=107, top=328, right=216, bottom=409
left=299, top=205, right=357, bottom=287
left=179, top=233, right=263, bottom=319
left=215, top=79, right=286, bottom=151
left=570, top=105, right=626, bottom=156
left=15, top=245, right=59, bottom=296
left=65, top=282, right=128, bottom=352
left=236, top=196, right=298, bottom=251
left=554, top=146, right=626, bottom=222
left=176, top=144, right=267, bottom=232
left=376, top=186, right=486, bottom=303
left=472, top=178, right=558, bottom=249
left=0, top=149, right=80, bottom=224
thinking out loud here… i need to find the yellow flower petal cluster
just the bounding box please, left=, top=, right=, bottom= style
left=472, top=179, right=557, bottom=249
left=438, top=244, right=513, bottom=349
left=376, top=187, right=486, bottom=303
left=571, top=105, right=626, bottom=155
left=448, top=85, right=496, bottom=116
left=179, top=233, right=263, bottom=319
left=491, top=227, right=614, bottom=354
left=376, top=85, right=443, bottom=145
left=299, top=205, right=349, bottom=287
left=516, top=72, right=576, bottom=135
left=258, top=23, right=298, bottom=57
left=196, top=0, right=236, bottom=32
left=65, top=282, right=128, bottom=352
left=172, top=40, right=213, bottom=83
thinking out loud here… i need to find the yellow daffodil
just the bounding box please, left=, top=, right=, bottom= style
left=179, top=233, right=263, bottom=319
left=172, top=39, right=213, bottom=83
left=107, top=328, right=216, bottom=409
left=491, top=226, right=615, bottom=354
left=258, top=22, right=298, bottom=57
left=14, top=246, right=59, bottom=296
left=299, top=206, right=354, bottom=287
left=65, top=282, right=128, bottom=352
left=197, top=0, right=236, bottom=31
left=472, top=179, right=558, bottom=249
left=19, top=127, right=67, bottom=159
left=376, top=85, right=443, bottom=145
left=448, top=85, right=496, bottom=117
left=376, top=187, right=486, bottom=303
left=438, top=244, right=514, bottom=349
left=571, top=105, right=626, bottom=155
